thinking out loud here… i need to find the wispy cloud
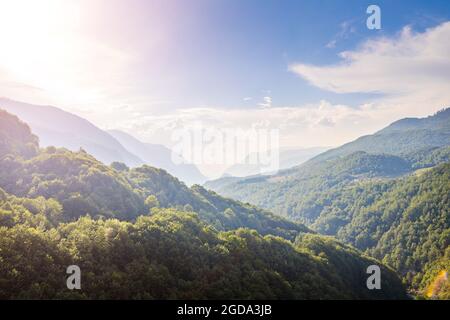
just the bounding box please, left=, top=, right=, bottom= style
left=325, top=20, right=357, bottom=48
left=125, top=22, right=450, bottom=153
left=290, top=21, right=450, bottom=120
left=291, top=22, right=450, bottom=96
left=2, top=0, right=448, bottom=178
left=113, top=101, right=383, bottom=151
left=258, top=96, right=272, bottom=108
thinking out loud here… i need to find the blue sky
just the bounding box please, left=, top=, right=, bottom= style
left=119, top=0, right=450, bottom=109
left=0, top=0, right=449, bottom=176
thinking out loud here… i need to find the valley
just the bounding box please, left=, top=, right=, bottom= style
left=0, top=105, right=448, bottom=299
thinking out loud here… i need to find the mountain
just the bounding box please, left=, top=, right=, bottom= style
left=0, top=109, right=39, bottom=159
left=0, top=201, right=406, bottom=299
left=108, top=129, right=206, bottom=185
left=420, top=247, right=450, bottom=299
left=204, top=109, right=450, bottom=294
left=0, top=108, right=408, bottom=299
left=222, top=147, right=329, bottom=177
left=0, top=108, right=307, bottom=239
left=0, top=98, right=143, bottom=167
left=205, top=109, right=450, bottom=219
left=312, top=162, right=450, bottom=294
left=204, top=150, right=418, bottom=218
left=311, top=108, right=450, bottom=163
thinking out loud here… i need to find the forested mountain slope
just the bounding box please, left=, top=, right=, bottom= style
left=0, top=202, right=406, bottom=299
left=0, top=109, right=39, bottom=159
left=311, top=163, right=449, bottom=291
left=0, top=109, right=306, bottom=240
left=0, top=98, right=206, bottom=186
left=312, top=108, right=450, bottom=163
left=204, top=109, right=450, bottom=296
left=419, top=247, right=450, bottom=299
left=0, top=108, right=408, bottom=299
left=205, top=109, right=450, bottom=208
left=205, top=151, right=417, bottom=223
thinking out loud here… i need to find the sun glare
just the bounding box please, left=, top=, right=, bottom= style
left=0, top=0, right=90, bottom=103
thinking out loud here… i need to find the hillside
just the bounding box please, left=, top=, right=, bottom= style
left=205, top=151, right=415, bottom=223
left=108, top=129, right=206, bottom=185
left=419, top=247, right=450, bottom=299
left=311, top=163, right=450, bottom=292
left=0, top=203, right=406, bottom=299
left=205, top=109, right=450, bottom=224
left=204, top=109, right=450, bottom=294
left=0, top=108, right=409, bottom=299
left=0, top=108, right=307, bottom=239
left=0, top=109, right=39, bottom=159
left=311, top=108, right=450, bottom=163
left=0, top=98, right=143, bottom=167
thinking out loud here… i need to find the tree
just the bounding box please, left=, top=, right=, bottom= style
left=145, top=195, right=160, bottom=210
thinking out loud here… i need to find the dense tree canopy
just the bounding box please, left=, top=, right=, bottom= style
left=1, top=108, right=446, bottom=299
left=0, top=108, right=407, bottom=299
left=0, top=111, right=307, bottom=240
left=0, top=203, right=406, bottom=299
left=205, top=109, right=450, bottom=298
left=0, top=109, right=38, bottom=159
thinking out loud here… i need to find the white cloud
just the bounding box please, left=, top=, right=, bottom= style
left=116, top=101, right=382, bottom=151
left=111, top=98, right=408, bottom=178
left=119, top=22, right=450, bottom=177
left=2, top=4, right=448, bottom=179
left=289, top=21, right=450, bottom=122
left=258, top=96, right=272, bottom=108
left=291, top=22, right=450, bottom=95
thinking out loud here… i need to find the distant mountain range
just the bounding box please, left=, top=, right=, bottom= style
left=206, top=108, right=450, bottom=198
left=0, top=107, right=409, bottom=299
left=310, top=108, right=450, bottom=163
left=1, top=101, right=447, bottom=298
left=221, top=146, right=329, bottom=177
left=0, top=98, right=142, bottom=166
left=0, top=98, right=205, bottom=185
left=204, top=108, right=450, bottom=295
left=108, top=129, right=206, bottom=185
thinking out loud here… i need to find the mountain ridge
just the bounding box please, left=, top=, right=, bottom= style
left=108, top=129, right=206, bottom=185
left=0, top=98, right=144, bottom=166
left=0, top=98, right=205, bottom=185
left=0, top=107, right=408, bottom=299
left=203, top=108, right=450, bottom=294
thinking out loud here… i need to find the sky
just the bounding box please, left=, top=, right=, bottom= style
left=0, top=0, right=449, bottom=177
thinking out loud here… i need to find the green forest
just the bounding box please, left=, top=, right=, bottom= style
left=0, top=108, right=448, bottom=299
left=0, top=109, right=408, bottom=299
left=205, top=109, right=450, bottom=299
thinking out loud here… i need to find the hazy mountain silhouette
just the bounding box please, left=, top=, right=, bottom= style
left=311, top=108, right=450, bottom=163
left=0, top=98, right=144, bottom=166
left=108, top=129, right=206, bottom=185
left=222, top=146, right=329, bottom=177
left=205, top=108, right=450, bottom=209
left=0, top=98, right=206, bottom=185
left=0, top=98, right=143, bottom=166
